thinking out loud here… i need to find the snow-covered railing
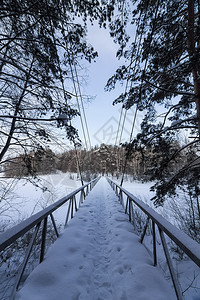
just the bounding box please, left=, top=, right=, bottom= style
left=107, top=178, right=200, bottom=300
left=0, top=176, right=100, bottom=299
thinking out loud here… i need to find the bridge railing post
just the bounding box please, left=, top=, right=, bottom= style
left=130, top=201, right=136, bottom=230
left=119, top=190, right=121, bottom=204
left=86, top=185, right=89, bottom=196
left=119, top=190, right=124, bottom=207
left=128, top=198, right=132, bottom=223
left=71, top=196, right=74, bottom=219
left=140, top=216, right=150, bottom=244
left=50, top=213, right=59, bottom=238
left=65, top=198, right=71, bottom=226
left=159, top=228, right=183, bottom=300
left=74, top=195, right=78, bottom=212
left=152, top=220, right=157, bottom=267
left=40, top=217, right=47, bottom=263
left=80, top=190, right=84, bottom=205
left=115, top=186, right=118, bottom=196
left=125, top=196, right=129, bottom=214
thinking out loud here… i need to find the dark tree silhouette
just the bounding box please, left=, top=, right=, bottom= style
left=106, top=0, right=200, bottom=207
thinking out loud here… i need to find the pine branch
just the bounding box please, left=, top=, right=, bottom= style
left=144, top=79, right=196, bottom=97
left=146, top=116, right=198, bottom=145
left=0, top=115, right=64, bottom=122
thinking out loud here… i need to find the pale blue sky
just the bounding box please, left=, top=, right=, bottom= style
left=72, top=23, right=141, bottom=148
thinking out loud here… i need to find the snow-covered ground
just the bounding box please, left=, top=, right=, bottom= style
left=0, top=172, right=81, bottom=230
left=110, top=176, right=200, bottom=300
left=1, top=173, right=200, bottom=299
left=113, top=176, right=190, bottom=226
left=0, top=173, right=179, bottom=228
left=16, top=177, right=175, bottom=300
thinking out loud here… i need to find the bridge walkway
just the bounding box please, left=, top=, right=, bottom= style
left=16, top=177, right=175, bottom=300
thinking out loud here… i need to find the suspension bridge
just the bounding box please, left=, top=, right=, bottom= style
left=1, top=177, right=200, bottom=300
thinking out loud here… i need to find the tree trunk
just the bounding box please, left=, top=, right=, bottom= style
left=189, top=190, right=196, bottom=229
left=0, top=59, right=34, bottom=162
left=187, top=0, right=200, bottom=136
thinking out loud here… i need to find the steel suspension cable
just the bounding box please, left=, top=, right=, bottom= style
left=66, top=55, right=88, bottom=185
left=114, top=0, right=129, bottom=146
left=46, top=4, right=85, bottom=186
left=115, top=5, right=144, bottom=177
left=67, top=52, right=93, bottom=183
left=121, top=0, right=151, bottom=146
left=120, top=0, right=160, bottom=186
left=73, top=63, right=91, bottom=149
left=114, top=4, right=144, bottom=178
left=117, top=4, right=145, bottom=146
left=61, top=0, right=90, bottom=151
left=69, top=61, right=89, bottom=151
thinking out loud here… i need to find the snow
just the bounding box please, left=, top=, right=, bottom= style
left=114, top=181, right=200, bottom=265
left=0, top=172, right=81, bottom=229
left=114, top=177, right=185, bottom=224
left=112, top=177, right=200, bottom=299
left=16, top=177, right=175, bottom=300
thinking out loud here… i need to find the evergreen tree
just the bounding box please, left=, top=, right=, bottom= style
left=0, top=0, right=114, bottom=175
left=107, top=0, right=200, bottom=205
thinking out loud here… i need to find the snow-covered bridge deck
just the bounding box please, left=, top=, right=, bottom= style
left=16, top=178, right=175, bottom=300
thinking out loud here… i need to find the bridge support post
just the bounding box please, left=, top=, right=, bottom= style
left=86, top=185, right=89, bottom=196
left=71, top=197, right=74, bottom=219
left=50, top=213, right=59, bottom=238
left=128, top=198, right=132, bottom=223
left=125, top=196, right=129, bottom=214
left=119, top=190, right=122, bottom=205
left=152, top=221, right=157, bottom=266
left=40, top=217, right=47, bottom=263
left=115, top=186, right=118, bottom=196
left=74, top=195, right=78, bottom=212
left=159, top=228, right=183, bottom=300
left=80, top=190, right=84, bottom=204
left=140, top=217, right=150, bottom=243
left=130, top=201, right=136, bottom=230
left=65, top=199, right=72, bottom=226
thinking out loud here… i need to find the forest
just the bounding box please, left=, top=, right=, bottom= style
left=3, top=142, right=188, bottom=181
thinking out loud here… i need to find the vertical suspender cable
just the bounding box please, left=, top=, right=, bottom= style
left=114, top=3, right=142, bottom=177
left=115, top=107, right=124, bottom=146
left=116, top=4, right=145, bottom=146
left=114, top=6, right=144, bottom=179
left=120, top=0, right=160, bottom=186
left=46, top=2, right=85, bottom=186
left=73, top=64, right=91, bottom=149
left=69, top=61, right=89, bottom=151
left=61, top=0, right=91, bottom=151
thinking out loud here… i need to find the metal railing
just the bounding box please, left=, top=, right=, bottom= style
left=107, top=177, right=200, bottom=300
left=0, top=176, right=100, bottom=299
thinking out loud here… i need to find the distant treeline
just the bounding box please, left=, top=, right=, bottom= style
left=3, top=143, right=187, bottom=180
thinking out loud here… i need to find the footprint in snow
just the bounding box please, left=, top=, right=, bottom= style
left=101, top=282, right=111, bottom=288
left=118, top=267, right=124, bottom=275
